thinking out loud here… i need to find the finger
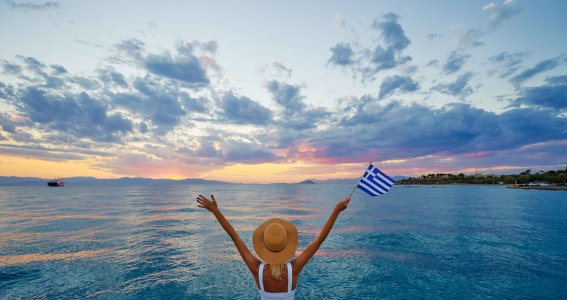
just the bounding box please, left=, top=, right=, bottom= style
left=197, top=199, right=206, bottom=205
left=211, top=195, right=216, bottom=203
left=198, top=195, right=209, bottom=201
left=197, top=204, right=205, bottom=208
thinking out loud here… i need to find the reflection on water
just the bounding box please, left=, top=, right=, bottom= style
left=0, top=184, right=566, bottom=299
left=0, top=249, right=109, bottom=265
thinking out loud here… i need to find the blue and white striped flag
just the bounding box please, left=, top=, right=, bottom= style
left=356, top=163, right=396, bottom=196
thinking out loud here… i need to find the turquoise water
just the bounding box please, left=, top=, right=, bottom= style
left=0, top=184, right=566, bottom=299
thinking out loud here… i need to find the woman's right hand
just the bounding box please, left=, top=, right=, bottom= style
left=335, top=197, right=351, bottom=212
left=197, top=194, right=219, bottom=213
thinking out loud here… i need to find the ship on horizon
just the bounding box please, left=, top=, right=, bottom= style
left=47, top=178, right=64, bottom=187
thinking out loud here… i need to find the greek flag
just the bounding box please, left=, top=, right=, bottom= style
left=356, top=163, right=395, bottom=196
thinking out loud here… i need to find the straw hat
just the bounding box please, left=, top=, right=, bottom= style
left=253, top=218, right=298, bottom=264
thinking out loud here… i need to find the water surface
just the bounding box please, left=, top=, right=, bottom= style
left=1, top=184, right=566, bottom=299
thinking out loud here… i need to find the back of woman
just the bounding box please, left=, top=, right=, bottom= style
left=197, top=194, right=350, bottom=298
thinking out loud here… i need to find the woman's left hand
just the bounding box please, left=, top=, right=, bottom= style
left=197, top=194, right=218, bottom=213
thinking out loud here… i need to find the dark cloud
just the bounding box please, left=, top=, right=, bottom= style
left=219, top=91, right=273, bottom=125
left=266, top=80, right=305, bottom=115
left=443, top=50, right=470, bottom=75
left=18, top=87, right=133, bottom=142
left=365, top=13, right=412, bottom=76
left=328, top=42, right=354, bottom=66
left=435, top=72, right=474, bottom=97
left=307, top=98, right=567, bottom=163
left=2, top=62, right=22, bottom=75
left=488, top=51, right=524, bottom=78
left=0, top=113, right=17, bottom=133
left=222, top=141, right=279, bottom=163
left=97, top=69, right=128, bottom=87
left=511, top=57, right=562, bottom=85
left=112, top=39, right=212, bottom=87
left=546, top=75, right=567, bottom=85
left=0, top=145, right=84, bottom=161
left=111, top=78, right=197, bottom=128
left=265, top=80, right=329, bottom=130
left=50, top=64, right=67, bottom=74
left=328, top=13, right=412, bottom=81
left=379, top=75, right=419, bottom=99
left=278, top=108, right=330, bottom=131
left=370, top=46, right=396, bottom=71
left=372, top=13, right=410, bottom=51
left=2, top=0, right=58, bottom=11
left=512, top=76, right=567, bottom=110
left=144, top=52, right=209, bottom=87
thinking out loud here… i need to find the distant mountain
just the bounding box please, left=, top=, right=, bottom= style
left=0, top=176, right=232, bottom=186
left=298, top=179, right=317, bottom=184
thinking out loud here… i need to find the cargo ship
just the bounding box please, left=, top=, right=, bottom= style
left=47, top=178, right=64, bottom=187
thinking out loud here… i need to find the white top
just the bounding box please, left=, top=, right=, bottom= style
left=258, top=262, right=296, bottom=300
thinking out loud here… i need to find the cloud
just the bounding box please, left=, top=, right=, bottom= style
left=2, top=0, right=58, bottom=11
left=327, top=13, right=413, bottom=81
left=371, top=13, right=410, bottom=51
left=379, top=75, right=419, bottom=99
left=222, top=141, right=280, bottom=163
left=271, top=61, right=292, bottom=77
left=488, top=51, right=525, bottom=78
left=0, top=113, right=18, bottom=133
left=328, top=42, right=355, bottom=66
left=266, top=80, right=305, bottom=115
left=434, top=72, right=474, bottom=97
left=112, top=39, right=213, bottom=87
left=443, top=50, right=470, bottom=74
left=97, top=68, right=128, bottom=87
left=369, top=46, right=397, bottom=71
left=456, top=29, right=485, bottom=48
left=264, top=80, right=330, bottom=130
left=18, top=87, right=133, bottom=142
left=111, top=79, right=189, bottom=128
left=512, top=76, right=567, bottom=110
left=511, top=57, right=563, bottom=85
left=487, top=1, right=522, bottom=28
left=219, top=91, right=273, bottom=125
left=304, top=98, right=567, bottom=164
left=144, top=52, right=209, bottom=87
left=483, top=3, right=496, bottom=11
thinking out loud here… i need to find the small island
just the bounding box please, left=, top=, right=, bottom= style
left=298, top=179, right=317, bottom=184
left=396, top=169, right=567, bottom=190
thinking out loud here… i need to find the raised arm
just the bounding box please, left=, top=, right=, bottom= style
left=197, top=195, right=261, bottom=274
left=292, top=197, right=350, bottom=275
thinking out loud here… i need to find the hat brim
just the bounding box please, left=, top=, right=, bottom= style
left=253, top=218, right=298, bottom=264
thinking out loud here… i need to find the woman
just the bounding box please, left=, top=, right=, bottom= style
left=196, top=194, right=350, bottom=299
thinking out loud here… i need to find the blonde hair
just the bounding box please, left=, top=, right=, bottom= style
left=269, top=263, right=283, bottom=280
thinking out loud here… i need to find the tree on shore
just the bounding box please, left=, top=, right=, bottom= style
left=397, top=169, right=567, bottom=185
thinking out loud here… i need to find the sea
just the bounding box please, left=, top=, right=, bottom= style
left=0, top=184, right=566, bottom=299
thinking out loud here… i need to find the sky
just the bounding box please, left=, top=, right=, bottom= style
left=0, top=0, right=566, bottom=183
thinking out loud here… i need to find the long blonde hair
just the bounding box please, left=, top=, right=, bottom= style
left=269, top=263, right=284, bottom=280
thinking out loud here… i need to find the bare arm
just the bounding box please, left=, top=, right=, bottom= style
left=197, top=195, right=261, bottom=274
left=292, top=197, right=350, bottom=275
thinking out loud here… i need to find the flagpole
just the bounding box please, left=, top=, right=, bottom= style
left=347, top=161, right=372, bottom=198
